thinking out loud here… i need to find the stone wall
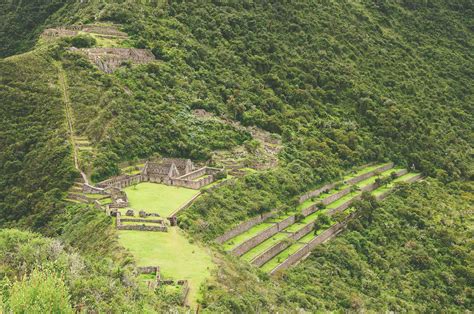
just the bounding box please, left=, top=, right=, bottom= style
left=76, top=48, right=155, bottom=73
left=120, top=218, right=164, bottom=224
left=97, top=174, right=143, bottom=190
left=231, top=224, right=279, bottom=256
left=300, top=187, right=351, bottom=217
left=166, top=167, right=223, bottom=190
left=116, top=212, right=167, bottom=232
left=251, top=219, right=314, bottom=267
left=82, top=183, right=106, bottom=194
left=374, top=173, right=421, bottom=201
left=116, top=224, right=168, bottom=232
left=167, top=192, right=202, bottom=226
left=299, top=182, right=336, bottom=203
left=137, top=266, right=159, bottom=274
left=346, top=162, right=394, bottom=185
left=231, top=215, right=295, bottom=256
left=270, top=212, right=356, bottom=274
left=42, top=24, right=127, bottom=39
left=179, top=280, right=190, bottom=306
left=109, top=188, right=129, bottom=208
left=252, top=240, right=291, bottom=267
left=215, top=211, right=276, bottom=244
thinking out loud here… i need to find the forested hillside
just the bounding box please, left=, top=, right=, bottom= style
left=0, top=0, right=472, bottom=312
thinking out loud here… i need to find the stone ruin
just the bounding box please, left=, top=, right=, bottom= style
left=109, top=188, right=129, bottom=208
left=115, top=212, right=168, bottom=232
left=142, top=158, right=195, bottom=182
left=73, top=48, right=155, bottom=73
left=42, top=24, right=127, bottom=39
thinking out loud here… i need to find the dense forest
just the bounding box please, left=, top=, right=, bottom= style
left=0, top=0, right=472, bottom=312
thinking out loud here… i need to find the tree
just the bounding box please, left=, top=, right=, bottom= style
left=314, top=213, right=331, bottom=234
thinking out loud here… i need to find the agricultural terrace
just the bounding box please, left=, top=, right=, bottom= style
left=220, top=162, right=421, bottom=273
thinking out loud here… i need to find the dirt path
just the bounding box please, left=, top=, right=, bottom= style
left=56, top=62, right=89, bottom=185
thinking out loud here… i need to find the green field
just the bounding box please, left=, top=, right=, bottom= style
left=123, top=183, right=199, bottom=216
left=118, top=228, right=214, bottom=306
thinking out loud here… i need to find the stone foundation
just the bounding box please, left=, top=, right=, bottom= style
left=116, top=212, right=167, bottom=232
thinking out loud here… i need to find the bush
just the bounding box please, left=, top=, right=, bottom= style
left=6, top=269, right=73, bottom=313
left=70, top=34, right=97, bottom=48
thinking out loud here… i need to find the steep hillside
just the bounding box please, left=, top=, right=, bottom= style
left=0, top=0, right=472, bottom=312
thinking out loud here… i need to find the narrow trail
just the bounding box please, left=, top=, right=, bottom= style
left=56, top=62, right=89, bottom=185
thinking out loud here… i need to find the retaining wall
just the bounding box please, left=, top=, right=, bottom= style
left=120, top=218, right=164, bottom=224
left=98, top=174, right=143, bottom=190
left=168, top=192, right=202, bottom=226
left=215, top=211, right=276, bottom=244
left=251, top=219, right=314, bottom=267
left=299, top=182, right=336, bottom=203
left=231, top=215, right=296, bottom=256
left=232, top=224, right=279, bottom=256
left=375, top=173, right=421, bottom=201
left=116, top=224, right=168, bottom=232
left=82, top=184, right=106, bottom=194
left=116, top=212, right=167, bottom=232
left=346, top=162, right=394, bottom=185
left=270, top=213, right=356, bottom=274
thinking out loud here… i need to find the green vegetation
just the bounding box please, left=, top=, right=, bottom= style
left=69, top=34, right=96, bottom=48
left=278, top=179, right=473, bottom=312
left=5, top=269, right=73, bottom=314
left=0, top=0, right=472, bottom=312
left=123, top=183, right=199, bottom=216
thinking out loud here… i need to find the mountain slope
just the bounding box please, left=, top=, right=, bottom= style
left=0, top=0, right=472, bottom=312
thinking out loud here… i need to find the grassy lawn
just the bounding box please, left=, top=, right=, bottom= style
left=118, top=227, right=214, bottom=306
left=241, top=233, right=288, bottom=262
left=124, top=183, right=199, bottom=217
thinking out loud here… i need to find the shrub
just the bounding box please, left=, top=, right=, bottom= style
left=70, top=34, right=97, bottom=48
left=7, top=269, right=73, bottom=313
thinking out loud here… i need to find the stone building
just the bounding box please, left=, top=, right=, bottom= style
left=142, top=158, right=194, bottom=182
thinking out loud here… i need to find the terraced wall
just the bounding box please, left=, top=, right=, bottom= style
left=251, top=217, right=316, bottom=266
left=215, top=211, right=276, bottom=244
left=346, top=162, right=394, bottom=185
left=270, top=212, right=356, bottom=274
left=231, top=215, right=295, bottom=256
